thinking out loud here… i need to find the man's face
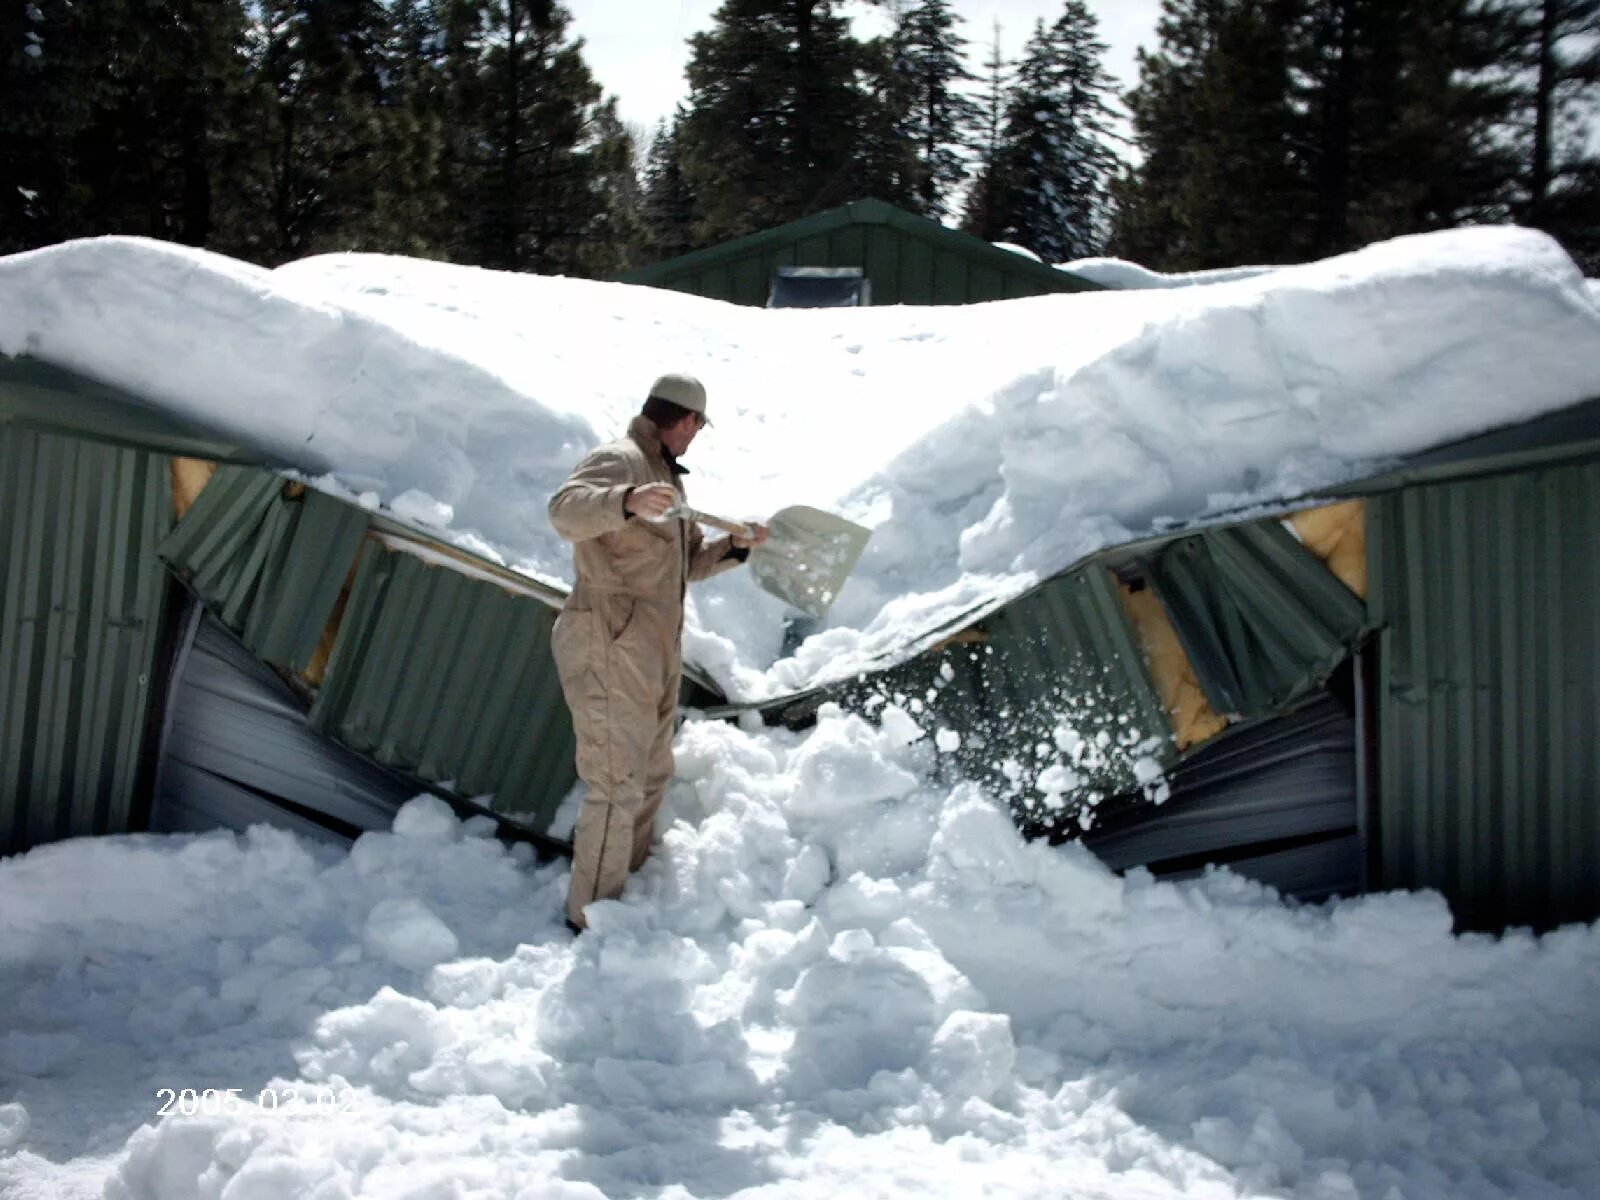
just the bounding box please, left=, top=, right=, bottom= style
left=660, top=411, right=705, bottom=458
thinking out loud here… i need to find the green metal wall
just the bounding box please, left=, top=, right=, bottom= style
left=159, top=466, right=368, bottom=674
left=1370, top=461, right=1600, bottom=931
left=159, top=465, right=579, bottom=834
left=309, top=542, right=577, bottom=831
left=1, top=425, right=175, bottom=855
left=1148, top=521, right=1369, bottom=720
left=650, top=222, right=1061, bottom=307
left=622, top=200, right=1095, bottom=307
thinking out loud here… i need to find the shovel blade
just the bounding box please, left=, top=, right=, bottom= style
left=748, top=505, right=871, bottom=619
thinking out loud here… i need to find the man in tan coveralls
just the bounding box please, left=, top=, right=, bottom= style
left=549, top=373, right=767, bottom=930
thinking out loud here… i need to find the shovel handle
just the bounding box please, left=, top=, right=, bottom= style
left=677, top=507, right=756, bottom=541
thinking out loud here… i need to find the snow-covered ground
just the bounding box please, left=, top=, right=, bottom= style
left=4, top=705, right=1599, bottom=1200
left=3, top=227, right=1597, bottom=701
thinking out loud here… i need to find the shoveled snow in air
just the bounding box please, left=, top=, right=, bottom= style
left=4, top=705, right=1599, bottom=1200
left=2, top=228, right=1598, bottom=703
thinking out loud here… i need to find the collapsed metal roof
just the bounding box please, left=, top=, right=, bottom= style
left=5, top=349, right=1598, bottom=930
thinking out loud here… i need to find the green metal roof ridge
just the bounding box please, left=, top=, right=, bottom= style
left=617, top=198, right=1103, bottom=295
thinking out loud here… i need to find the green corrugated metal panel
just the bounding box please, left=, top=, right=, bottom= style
left=865, top=224, right=900, bottom=299
left=1148, top=522, right=1369, bottom=721
left=1, top=425, right=174, bottom=855
left=159, top=467, right=367, bottom=672
left=619, top=199, right=1100, bottom=305
left=1370, top=462, right=1600, bottom=931
left=822, top=567, right=1176, bottom=825
left=308, top=543, right=576, bottom=832
left=1, top=354, right=272, bottom=465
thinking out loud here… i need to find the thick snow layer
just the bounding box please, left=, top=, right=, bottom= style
left=1060, top=256, right=1280, bottom=289
left=3, top=228, right=1599, bottom=700
left=3, top=707, right=1599, bottom=1199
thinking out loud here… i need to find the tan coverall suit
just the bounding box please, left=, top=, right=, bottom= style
left=548, top=414, right=745, bottom=927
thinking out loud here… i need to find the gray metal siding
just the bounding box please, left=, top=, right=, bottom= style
left=150, top=606, right=417, bottom=846
left=1085, top=693, right=1359, bottom=902
left=1370, top=463, right=1600, bottom=930
left=0, top=425, right=174, bottom=855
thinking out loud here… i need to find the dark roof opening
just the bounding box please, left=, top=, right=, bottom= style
left=767, top=266, right=870, bottom=308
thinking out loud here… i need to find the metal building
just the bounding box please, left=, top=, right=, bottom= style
left=618, top=198, right=1101, bottom=307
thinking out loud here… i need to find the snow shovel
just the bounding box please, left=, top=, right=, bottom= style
left=670, top=504, right=871, bottom=619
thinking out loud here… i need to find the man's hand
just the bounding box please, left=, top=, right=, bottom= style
left=732, top=522, right=770, bottom=550
left=626, top=483, right=680, bottom=521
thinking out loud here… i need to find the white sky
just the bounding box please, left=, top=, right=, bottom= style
left=562, top=0, right=1165, bottom=137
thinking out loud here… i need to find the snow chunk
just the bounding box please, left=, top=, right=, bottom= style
left=928, top=1010, right=1016, bottom=1102
left=363, top=897, right=460, bottom=971
left=0, top=1101, right=28, bottom=1150
left=390, top=487, right=454, bottom=527
left=391, top=793, right=462, bottom=843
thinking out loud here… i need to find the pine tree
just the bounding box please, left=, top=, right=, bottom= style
left=850, top=16, right=921, bottom=210
left=641, top=112, right=700, bottom=259
left=429, top=0, right=491, bottom=264
left=1, top=0, right=97, bottom=251
left=377, top=0, right=453, bottom=257
left=1, top=0, right=253, bottom=253
left=1113, top=0, right=1519, bottom=270
left=474, top=0, right=620, bottom=274
left=1292, top=0, right=1525, bottom=253
left=574, top=96, right=649, bottom=277
left=678, top=0, right=875, bottom=242
left=985, top=3, right=1122, bottom=263
left=896, top=0, right=983, bottom=220
left=1500, top=0, right=1600, bottom=269
left=961, top=21, right=1011, bottom=240
left=228, top=0, right=397, bottom=263
left=1115, top=0, right=1310, bottom=269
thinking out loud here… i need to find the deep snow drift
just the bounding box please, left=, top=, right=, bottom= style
left=3, top=227, right=1598, bottom=700
left=4, top=706, right=1599, bottom=1200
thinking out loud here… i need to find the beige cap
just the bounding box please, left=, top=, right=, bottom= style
left=648, top=372, right=710, bottom=424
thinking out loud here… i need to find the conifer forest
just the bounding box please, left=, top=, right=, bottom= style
left=3, top=0, right=1596, bottom=274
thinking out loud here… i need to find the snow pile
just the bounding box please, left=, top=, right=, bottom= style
left=1060, top=256, right=1280, bottom=289
left=4, top=228, right=1599, bottom=699
left=4, top=708, right=1600, bottom=1199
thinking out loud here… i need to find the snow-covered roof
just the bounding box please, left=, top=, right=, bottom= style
left=3, top=227, right=1598, bottom=703
left=1057, top=255, right=1280, bottom=289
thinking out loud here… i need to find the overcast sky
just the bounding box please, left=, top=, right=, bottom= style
left=562, top=1, right=1166, bottom=137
